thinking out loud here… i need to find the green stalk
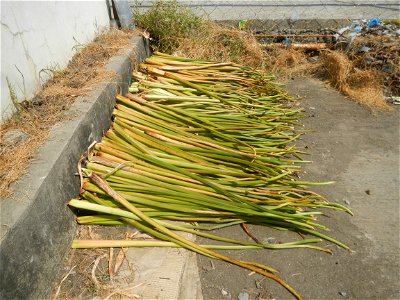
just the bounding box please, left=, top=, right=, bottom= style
left=71, top=52, right=352, bottom=300
left=87, top=172, right=303, bottom=299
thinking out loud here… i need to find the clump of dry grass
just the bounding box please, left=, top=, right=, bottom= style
left=348, top=35, right=400, bottom=96
left=264, top=47, right=319, bottom=78
left=0, top=29, right=136, bottom=198
left=319, top=51, right=391, bottom=110
left=262, top=46, right=391, bottom=110
left=176, top=24, right=264, bottom=68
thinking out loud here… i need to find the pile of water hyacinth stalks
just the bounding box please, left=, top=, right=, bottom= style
left=69, top=52, right=351, bottom=299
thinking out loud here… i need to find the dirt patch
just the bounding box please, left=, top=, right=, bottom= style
left=0, top=29, right=137, bottom=198
left=51, top=225, right=143, bottom=300
left=53, top=224, right=201, bottom=300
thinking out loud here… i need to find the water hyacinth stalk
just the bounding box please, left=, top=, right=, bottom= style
left=70, top=52, right=352, bottom=300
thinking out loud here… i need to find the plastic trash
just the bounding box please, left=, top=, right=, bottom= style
left=337, top=26, right=350, bottom=35
left=358, top=46, right=371, bottom=53
left=367, top=17, right=380, bottom=27
left=238, top=20, right=248, bottom=30
left=335, top=22, right=363, bottom=40
left=385, top=96, right=400, bottom=105
left=351, top=26, right=363, bottom=34
left=285, top=36, right=290, bottom=49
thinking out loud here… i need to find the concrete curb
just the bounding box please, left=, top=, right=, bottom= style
left=0, top=36, right=149, bottom=300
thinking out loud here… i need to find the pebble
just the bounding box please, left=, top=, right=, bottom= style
left=238, top=292, right=249, bottom=300
left=221, top=289, right=228, bottom=296
left=263, top=237, right=276, bottom=244
left=3, top=129, right=29, bottom=145
left=338, top=291, right=347, bottom=297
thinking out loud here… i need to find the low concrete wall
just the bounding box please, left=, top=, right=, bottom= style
left=0, top=36, right=150, bottom=300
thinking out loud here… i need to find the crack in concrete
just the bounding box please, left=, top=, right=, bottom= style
left=1, top=21, right=28, bottom=37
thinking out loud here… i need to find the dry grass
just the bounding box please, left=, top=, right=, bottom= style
left=264, top=47, right=319, bottom=78
left=134, top=0, right=261, bottom=67
left=134, top=0, right=396, bottom=109
left=262, top=46, right=391, bottom=110
left=52, top=226, right=140, bottom=300
left=348, top=35, right=400, bottom=96
left=0, top=29, right=136, bottom=198
left=176, top=24, right=264, bottom=68
left=318, top=51, right=391, bottom=111
left=52, top=227, right=111, bottom=300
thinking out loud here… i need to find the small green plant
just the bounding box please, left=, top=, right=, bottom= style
left=6, top=77, right=25, bottom=119
left=38, top=63, right=63, bottom=85
left=238, top=19, right=249, bottom=30
left=133, top=0, right=206, bottom=53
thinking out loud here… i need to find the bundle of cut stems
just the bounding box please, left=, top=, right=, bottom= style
left=70, top=52, right=351, bottom=299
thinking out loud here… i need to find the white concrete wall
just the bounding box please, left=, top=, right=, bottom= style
left=1, top=1, right=110, bottom=122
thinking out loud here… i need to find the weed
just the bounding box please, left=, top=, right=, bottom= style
left=133, top=1, right=263, bottom=67
left=6, top=77, right=25, bottom=119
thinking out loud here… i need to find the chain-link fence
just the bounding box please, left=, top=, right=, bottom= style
left=131, top=0, right=399, bottom=31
